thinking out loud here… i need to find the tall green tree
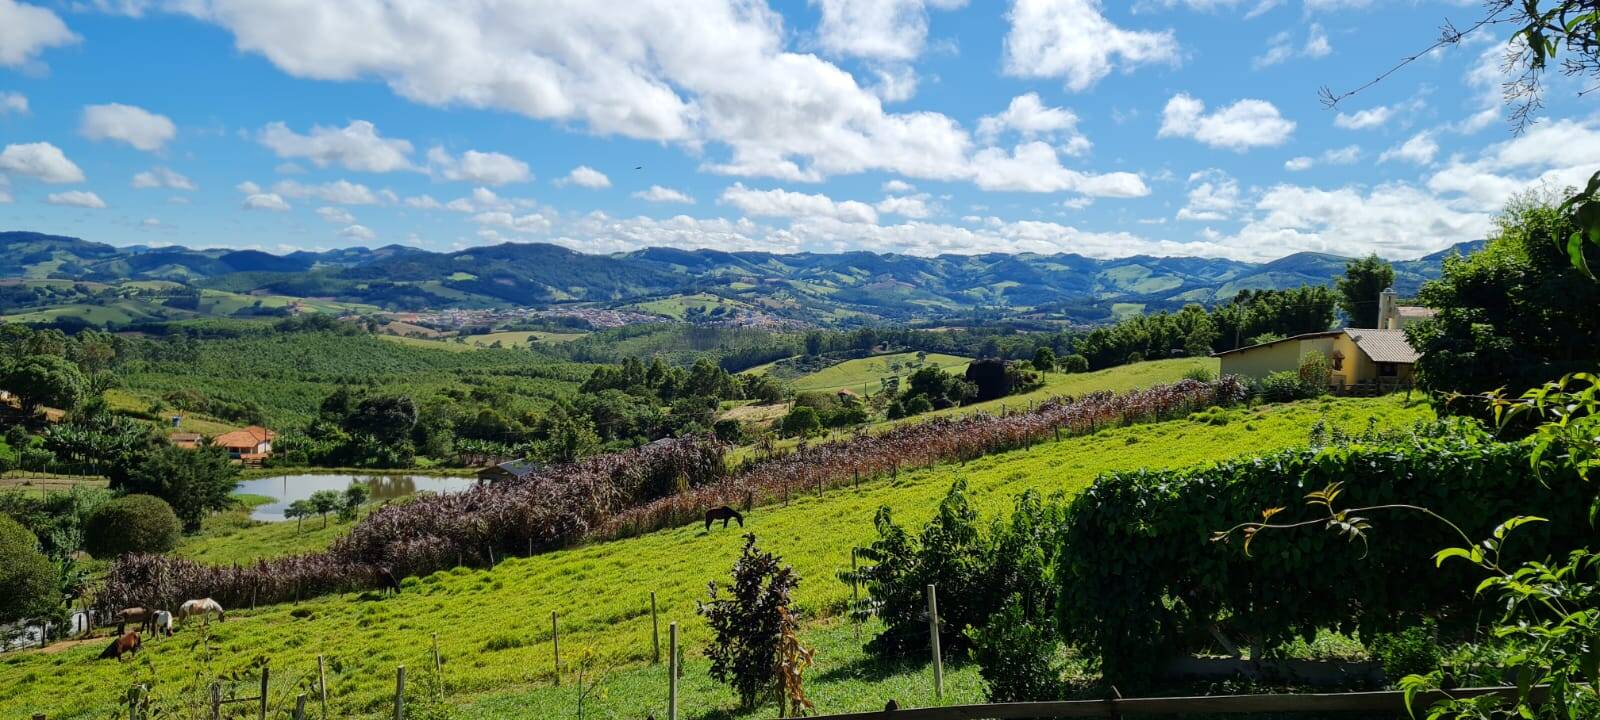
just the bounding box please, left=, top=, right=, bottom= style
left=124, top=446, right=241, bottom=532
left=1407, top=193, right=1600, bottom=415
left=1335, top=254, right=1395, bottom=328
left=2, top=354, right=86, bottom=412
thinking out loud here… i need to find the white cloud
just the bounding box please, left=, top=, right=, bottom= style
left=876, top=194, right=933, bottom=219
left=0, top=0, right=78, bottom=68
left=976, top=93, right=1089, bottom=156
left=339, top=224, right=376, bottom=240
left=812, top=0, right=964, bottom=62
left=969, top=142, right=1149, bottom=196
left=1003, top=0, right=1178, bottom=92
left=0, top=91, right=26, bottom=115
left=131, top=167, right=195, bottom=190
left=1222, top=182, right=1490, bottom=261
left=1284, top=156, right=1314, bottom=172
left=46, top=190, right=106, bottom=208
left=559, top=165, right=611, bottom=189
left=271, top=179, right=380, bottom=205
left=316, top=206, right=356, bottom=225
left=632, top=185, right=695, bottom=204
left=1158, top=93, right=1294, bottom=150
left=259, top=120, right=413, bottom=172
left=1334, top=105, right=1394, bottom=130
left=241, top=193, right=291, bottom=211
left=1176, top=169, right=1239, bottom=221
left=426, top=147, right=530, bottom=185
left=404, top=194, right=443, bottom=209
left=1283, top=145, right=1360, bottom=171
left=80, top=103, right=177, bottom=151
left=721, top=183, right=879, bottom=224
left=866, top=64, right=919, bottom=103
left=1253, top=23, right=1330, bottom=68
left=1427, top=118, right=1600, bottom=210
left=882, top=179, right=915, bottom=193
left=1379, top=131, right=1438, bottom=165
left=0, top=142, right=85, bottom=183
left=471, top=210, right=553, bottom=234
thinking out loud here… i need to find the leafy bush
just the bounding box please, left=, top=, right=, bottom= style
left=778, top=405, right=822, bottom=438
left=1182, top=366, right=1216, bottom=383
left=1297, top=350, right=1331, bottom=392
left=967, top=595, right=1066, bottom=702
left=1059, top=354, right=1089, bottom=373
left=0, top=513, right=60, bottom=624
left=1369, top=621, right=1442, bottom=681
left=1258, top=370, right=1312, bottom=403
left=698, top=534, right=804, bottom=710
left=1055, top=423, right=1594, bottom=685
left=123, top=445, right=240, bottom=532
left=84, top=494, right=181, bottom=557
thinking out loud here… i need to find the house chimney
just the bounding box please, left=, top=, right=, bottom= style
left=1377, top=287, right=1397, bottom=329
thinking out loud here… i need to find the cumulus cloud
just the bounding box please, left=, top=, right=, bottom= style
left=812, top=0, right=964, bottom=62
left=131, top=167, right=195, bottom=190
left=0, top=142, right=85, bottom=183
left=242, top=193, right=290, bottom=211
left=404, top=194, right=443, bottom=209
left=633, top=185, right=695, bottom=204
left=976, top=93, right=1090, bottom=155
left=316, top=206, right=356, bottom=225
left=1283, top=145, right=1360, bottom=171
left=1176, top=169, right=1240, bottom=221
left=721, top=183, right=879, bottom=224
left=472, top=210, right=553, bottom=234
left=426, top=147, right=531, bottom=185
left=0, top=0, right=78, bottom=68
left=259, top=120, right=413, bottom=172
left=1158, top=93, right=1294, bottom=150
left=340, top=224, right=376, bottom=240
left=80, top=103, right=177, bottom=151
left=46, top=190, right=106, bottom=208
left=271, top=179, right=381, bottom=205
left=1379, top=131, right=1438, bottom=165
left=876, top=193, right=934, bottom=218
left=1003, top=0, right=1178, bottom=92
left=1253, top=23, right=1330, bottom=68
left=0, top=91, right=26, bottom=115
left=882, top=179, right=915, bottom=193
left=969, top=142, right=1149, bottom=196
left=558, top=165, right=611, bottom=189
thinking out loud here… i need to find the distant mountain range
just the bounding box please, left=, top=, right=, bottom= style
left=0, top=231, right=1482, bottom=325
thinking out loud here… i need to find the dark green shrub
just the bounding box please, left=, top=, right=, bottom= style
left=0, top=513, right=60, bottom=623
left=84, top=494, right=181, bottom=557
left=698, top=534, right=801, bottom=709
left=1055, top=423, right=1593, bottom=686
left=1258, top=370, right=1311, bottom=402
left=1060, top=354, right=1089, bottom=373
left=1370, top=620, right=1442, bottom=681
left=1182, top=366, right=1216, bottom=383
left=967, top=595, right=1066, bottom=702
left=779, top=406, right=821, bottom=438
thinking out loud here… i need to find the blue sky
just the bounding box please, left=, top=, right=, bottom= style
left=0, top=0, right=1595, bottom=261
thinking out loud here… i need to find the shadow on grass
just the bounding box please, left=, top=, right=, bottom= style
left=814, top=647, right=969, bottom=685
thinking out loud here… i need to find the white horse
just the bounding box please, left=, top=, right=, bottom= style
left=175, top=598, right=225, bottom=626
left=152, top=610, right=173, bottom=637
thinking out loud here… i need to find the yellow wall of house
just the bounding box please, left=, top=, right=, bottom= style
left=1219, top=332, right=1414, bottom=386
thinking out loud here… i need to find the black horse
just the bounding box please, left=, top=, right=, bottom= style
left=704, top=506, right=744, bottom=531
left=376, top=566, right=402, bottom=594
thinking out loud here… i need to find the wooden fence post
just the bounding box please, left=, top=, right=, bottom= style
left=551, top=611, right=561, bottom=686
left=927, top=584, right=943, bottom=700
left=667, top=622, right=679, bottom=720
left=293, top=693, right=307, bottom=720
left=432, top=632, right=443, bottom=694
left=850, top=550, right=860, bottom=641
left=317, top=655, right=328, bottom=720
left=650, top=592, right=661, bottom=665
left=259, top=667, right=270, bottom=720
left=394, top=666, right=405, bottom=720
left=210, top=682, right=221, bottom=720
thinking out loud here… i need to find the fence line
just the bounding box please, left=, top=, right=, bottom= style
left=804, top=686, right=1541, bottom=720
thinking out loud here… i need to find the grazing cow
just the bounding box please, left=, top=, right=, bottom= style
left=98, top=632, right=141, bottom=661
left=704, top=505, right=744, bottom=531
left=376, top=566, right=402, bottom=595
left=176, top=598, right=225, bottom=625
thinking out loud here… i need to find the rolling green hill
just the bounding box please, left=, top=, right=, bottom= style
left=0, top=394, right=1429, bottom=719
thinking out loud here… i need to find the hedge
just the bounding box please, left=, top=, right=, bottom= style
left=0, top=513, right=59, bottom=623
left=1055, top=421, right=1594, bottom=684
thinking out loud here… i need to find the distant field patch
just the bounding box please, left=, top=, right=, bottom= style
left=789, top=351, right=971, bottom=394
left=463, top=330, right=587, bottom=347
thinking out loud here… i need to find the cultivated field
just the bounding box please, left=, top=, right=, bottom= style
left=0, top=395, right=1431, bottom=719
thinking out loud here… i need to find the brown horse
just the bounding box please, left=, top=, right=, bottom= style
left=112, top=607, right=153, bottom=636
left=704, top=505, right=744, bottom=531
left=375, top=566, right=402, bottom=594
left=98, top=632, right=142, bottom=661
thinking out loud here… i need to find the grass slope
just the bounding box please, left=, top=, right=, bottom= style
left=788, top=352, right=972, bottom=395
left=0, top=395, right=1430, bottom=719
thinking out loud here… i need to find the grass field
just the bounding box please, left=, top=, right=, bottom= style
left=627, top=293, right=754, bottom=320
left=0, top=394, right=1432, bottom=719
left=782, top=352, right=972, bottom=395
left=918, top=357, right=1218, bottom=422
left=463, top=330, right=588, bottom=347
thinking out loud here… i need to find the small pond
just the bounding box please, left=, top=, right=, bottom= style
left=237, top=473, right=477, bottom=522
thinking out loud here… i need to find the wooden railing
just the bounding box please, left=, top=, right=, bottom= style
left=806, top=686, right=1535, bottom=719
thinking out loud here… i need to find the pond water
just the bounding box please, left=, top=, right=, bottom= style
left=237, top=473, right=477, bottom=522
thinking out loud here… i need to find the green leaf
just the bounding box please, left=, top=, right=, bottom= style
left=1434, top=547, right=1473, bottom=567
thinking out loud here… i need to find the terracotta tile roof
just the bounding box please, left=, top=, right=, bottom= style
left=213, top=426, right=276, bottom=449
left=1345, top=329, right=1421, bottom=364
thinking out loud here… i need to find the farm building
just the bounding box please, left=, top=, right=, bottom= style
left=1214, top=328, right=1420, bottom=392
left=212, top=426, right=276, bottom=463
left=167, top=431, right=204, bottom=449
left=477, top=458, right=541, bottom=483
